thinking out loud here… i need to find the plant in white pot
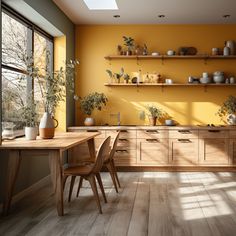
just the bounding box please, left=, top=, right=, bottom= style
left=217, top=95, right=236, bottom=125
left=75, top=92, right=108, bottom=126
left=34, top=52, right=79, bottom=138
left=20, top=101, right=39, bottom=140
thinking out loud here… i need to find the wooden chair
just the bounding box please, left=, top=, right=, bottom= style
left=63, top=136, right=111, bottom=214
left=76, top=131, right=121, bottom=195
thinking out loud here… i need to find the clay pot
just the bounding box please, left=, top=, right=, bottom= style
left=84, top=117, right=95, bottom=126
left=148, top=116, right=157, bottom=126
left=25, top=127, right=38, bottom=140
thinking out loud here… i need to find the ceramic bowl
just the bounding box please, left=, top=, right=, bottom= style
left=165, top=119, right=174, bottom=126
left=200, top=77, right=212, bottom=84
left=167, top=50, right=175, bottom=56
left=213, top=75, right=225, bottom=83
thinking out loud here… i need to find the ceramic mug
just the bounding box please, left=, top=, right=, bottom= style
left=165, top=79, right=173, bottom=84
left=167, top=50, right=175, bottom=56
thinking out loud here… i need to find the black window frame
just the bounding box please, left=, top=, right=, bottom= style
left=1, top=3, right=54, bottom=136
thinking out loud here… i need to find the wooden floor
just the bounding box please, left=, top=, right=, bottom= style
left=1, top=172, right=236, bottom=236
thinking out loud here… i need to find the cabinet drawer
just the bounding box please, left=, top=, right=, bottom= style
left=137, top=138, right=168, bottom=165
left=229, top=130, right=236, bottom=138
left=114, top=149, right=137, bottom=165
left=137, top=129, right=168, bottom=139
left=116, top=138, right=136, bottom=149
left=169, top=138, right=199, bottom=165
left=199, top=130, right=229, bottom=138
left=106, top=130, right=136, bottom=138
left=169, top=130, right=198, bottom=139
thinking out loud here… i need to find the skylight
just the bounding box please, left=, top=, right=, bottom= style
left=83, top=0, right=118, bottom=10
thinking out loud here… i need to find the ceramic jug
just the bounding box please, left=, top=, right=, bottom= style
left=225, top=40, right=235, bottom=55
left=39, top=112, right=58, bottom=139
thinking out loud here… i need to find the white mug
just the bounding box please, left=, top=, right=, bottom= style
left=165, top=79, right=173, bottom=84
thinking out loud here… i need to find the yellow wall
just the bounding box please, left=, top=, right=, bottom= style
left=75, top=25, right=236, bottom=125
left=54, top=36, right=66, bottom=131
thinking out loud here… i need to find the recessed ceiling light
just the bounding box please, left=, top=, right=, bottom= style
left=83, top=0, right=118, bottom=10
left=158, top=15, right=165, bottom=18
left=113, top=15, right=120, bottom=18
left=223, top=14, right=230, bottom=18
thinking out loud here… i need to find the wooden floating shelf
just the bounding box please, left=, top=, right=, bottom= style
left=104, top=83, right=236, bottom=87
left=104, top=55, right=236, bottom=60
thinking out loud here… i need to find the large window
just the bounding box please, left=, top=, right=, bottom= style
left=1, top=5, right=53, bottom=135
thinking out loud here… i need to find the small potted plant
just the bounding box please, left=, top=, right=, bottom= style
left=75, top=92, right=108, bottom=126
left=146, top=105, right=163, bottom=126
left=114, top=67, right=124, bottom=83
left=106, top=69, right=113, bottom=84
left=20, top=101, right=39, bottom=140
left=217, top=95, right=236, bottom=125
left=123, top=36, right=134, bottom=55
left=123, top=73, right=130, bottom=84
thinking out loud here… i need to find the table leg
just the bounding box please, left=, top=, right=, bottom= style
left=87, top=138, right=96, bottom=160
left=2, top=150, right=22, bottom=216
left=48, top=150, right=64, bottom=216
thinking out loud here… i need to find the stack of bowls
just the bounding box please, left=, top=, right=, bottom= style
left=213, top=71, right=225, bottom=83
left=200, top=72, right=211, bottom=84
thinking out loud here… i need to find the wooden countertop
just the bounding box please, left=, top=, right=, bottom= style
left=68, top=125, right=236, bottom=131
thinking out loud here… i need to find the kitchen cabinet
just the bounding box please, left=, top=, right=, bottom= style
left=199, top=130, right=230, bottom=165
left=168, top=129, right=199, bottom=165
left=68, top=126, right=236, bottom=169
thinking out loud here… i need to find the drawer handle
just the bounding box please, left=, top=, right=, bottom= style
left=145, top=130, right=159, bottom=133
left=146, top=139, right=159, bottom=142
left=116, top=149, right=128, bottom=153
left=177, top=139, right=191, bottom=143
left=119, top=138, right=128, bottom=142
left=208, top=130, right=220, bottom=133
left=120, top=130, right=128, bottom=133
left=87, top=130, right=98, bottom=132
left=178, top=130, right=191, bottom=134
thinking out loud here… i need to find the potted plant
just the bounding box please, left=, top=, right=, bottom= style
left=106, top=69, right=113, bottom=84
left=74, top=92, right=108, bottom=126
left=123, top=36, right=135, bottom=55
left=146, top=105, right=163, bottom=126
left=217, top=95, right=236, bottom=125
left=114, top=67, right=124, bottom=83
left=123, top=73, right=130, bottom=84
left=20, top=101, right=39, bottom=140
left=34, top=51, right=79, bottom=138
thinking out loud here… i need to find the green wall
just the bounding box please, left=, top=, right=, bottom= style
left=0, top=0, right=75, bottom=203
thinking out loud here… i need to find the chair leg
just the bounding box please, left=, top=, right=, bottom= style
left=112, top=159, right=121, bottom=188
left=87, top=175, right=102, bottom=214
left=96, top=173, right=107, bottom=203
left=63, top=175, right=69, bottom=191
left=76, top=177, right=83, bottom=197
left=106, top=162, right=118, bottom=193
left=68, top=176, right=76, bottom=202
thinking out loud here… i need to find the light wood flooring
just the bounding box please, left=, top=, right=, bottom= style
left=1, top=172, right=236, bottom=236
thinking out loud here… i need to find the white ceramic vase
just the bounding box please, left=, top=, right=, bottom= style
left=39, top=112, right=58, bottom=139
left=25, top=127, right=38, bottom=140
left=84, top=117, right=95, bottom=126
left=227, top=114, right=236, bottom=125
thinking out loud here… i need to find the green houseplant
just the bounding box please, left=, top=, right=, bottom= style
left=123, top=36, right=134, bottom=55
left=20, top=101, right=39, bottom=140
left=34, top=52, right=79, bottom=138
left=75, top=92, right=108, bottom=126
left=146, top=105, right=163, bottom=126
left=217, top=95, right=236, bottom=125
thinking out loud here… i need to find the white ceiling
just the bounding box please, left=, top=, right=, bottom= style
left=53, top=0, right=236, bottom=25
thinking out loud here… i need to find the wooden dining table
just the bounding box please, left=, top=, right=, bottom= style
left=0, top=132, right=99, bottom=216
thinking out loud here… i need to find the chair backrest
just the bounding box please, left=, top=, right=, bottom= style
left=108, top=130, right=120, bottom=161
left=92, top=136, right=111, bottom=174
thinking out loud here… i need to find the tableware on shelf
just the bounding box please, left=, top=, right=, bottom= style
left=202, top=72, right=208, bottom=78
left=151, top=52, right=159, bottom=56
left=212, top=48, right=219, bottom=55
left=188, top=76, right=194, bottom=83
left=165, top=79, right=173, bottom=84
left=167, top=50, right=175, bottom=56
left=225, top=40, right=235, bottom=55
left=200, top=77, right=212, bottom=84
left=223, top=46, right=230, bottom=56
left=213, top=71, right=225, bottom=83
left=230, top=77, right=235, bottom=84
